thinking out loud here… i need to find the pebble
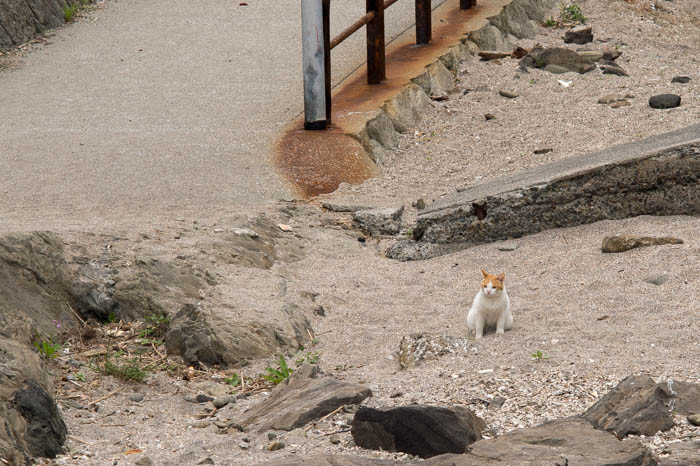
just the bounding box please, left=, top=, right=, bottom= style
left=688, top=414, right=700, bottom=426
left=610, top=100, right=631, bottom=108
left=196, top=394, right=215, bottom=403
left=268, top=432, right=277, bottom=440
left=600, top=64, right=628, bottom=76
left=239, top=443, right=249, bottom=450
left=533, top=148, right=553, bottom=155
left=197, top=458, right=215, bottom=465
left=329, top=434, right=341, bottom=445
left=484, top=113, right=496, bottom=120
left=598, top=93, right=626, bottom=104
left=213, top=396, right=236, bottom=409
left=499, top=90, right=519, bottom=99
left=128, top=393, right=145, bottom=403
left=649, top=94, right=681, bottom=109
left=644, top=275, right=668, bottom=286
left=489, top=396, right=507, bottom=410
left=267, top=441, right=285, bottom=451
left=671, top=76, right=690, bottom=84
left=277, top=224, right=293, bottom=232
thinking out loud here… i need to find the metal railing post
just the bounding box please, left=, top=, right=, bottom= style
left=366, top=0, right=386, bottom=84
left=415, top=0, right=431, bottom=45
left=301, top=0, right=327, bottom=130
left=322, top=0, right=331, bottom=125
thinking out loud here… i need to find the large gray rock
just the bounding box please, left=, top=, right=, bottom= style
left=165, top=301, right=312, bottom=367
left=649, top=94, right=681, bottom=109
left=242, top=367, right=371, bottom=431
left=11, top=380, right=67, bottom=458
left=582, top=375, right=698, bottom=438
left=424, top=417, right=655, bottom=465
left=351, top=405, right=485, bottom=458
left=0, top=0, right=75, bottom=48
left=353, top=207, right=404, bottom=236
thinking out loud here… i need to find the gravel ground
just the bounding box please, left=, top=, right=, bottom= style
left=30, top=0, right=699, bottom=464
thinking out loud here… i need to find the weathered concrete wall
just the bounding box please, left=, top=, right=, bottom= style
left=0, top=0, right=77, bottom=49
left=357, top=0, right=556, bottom=164
left=387, top=124, right=700, bottom=261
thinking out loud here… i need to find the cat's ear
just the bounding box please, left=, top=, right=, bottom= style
left=481, top=269, right=488, bottom=278
left=497, top=272, right=505, bottom=282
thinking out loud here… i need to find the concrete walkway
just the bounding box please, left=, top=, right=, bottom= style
left=0, top=0, right=444, bottom=230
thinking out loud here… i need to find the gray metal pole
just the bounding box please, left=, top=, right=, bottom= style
left=302, top=0, right=327, bottom=130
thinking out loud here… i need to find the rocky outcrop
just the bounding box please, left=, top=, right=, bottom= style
left=0, top=0, right=80, bottom=49
left=397, top=333, right=469, bottom=369
left=351, top=405, right=485, bottom=458
left=353, top=207, right=404, bottom=236
left=241, top=366, right=371, bottom=432
left=388, top=124, right=700, bottom=260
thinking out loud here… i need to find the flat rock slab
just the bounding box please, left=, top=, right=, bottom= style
left=388, top=123, right=700, bottom=260
left=257, top=455, right=398, bottom=466
left=241, top=372, right=371, bottom=432
left=582, top=375, right=699, bottom=438
left=521, top=47, right=596, bottom=74
left=564, top=24, right=593, bottom=44
left=601, top=235, right=683, bottom=253
left=424, top=417, right=655, bottom=465
left=351, top=405, right=485, bottom=458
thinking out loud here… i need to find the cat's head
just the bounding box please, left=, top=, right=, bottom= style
left=480, top=269, right=505, bottom=297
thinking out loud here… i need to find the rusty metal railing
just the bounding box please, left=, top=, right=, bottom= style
left=302, top=0, right=476, bottom=130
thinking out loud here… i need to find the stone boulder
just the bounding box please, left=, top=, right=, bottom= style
left=424, top=417, right=655, bottom=465
left=242, top=366, right=371, bottom=431
left=165, top=301, right=313, bottom=367
left=521, top=47, right=596, bottom=74
left=351, top=405, right=485, bottom=458
left=353, top=207, right=404, bottom=236
left=581, top=375, right=698, bottom=438
left=564, top=24, right=593, bottom=44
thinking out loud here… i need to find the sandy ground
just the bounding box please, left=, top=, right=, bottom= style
left=21, top=0, right=700, bottom=464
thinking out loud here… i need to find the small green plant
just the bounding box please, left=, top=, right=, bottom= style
left=64, top=3, right=79, bottom=21
left=225, top=373, right=241, bottom=387
left=544, top=16, right=558, bottom=27
left=34, top=339, right=62, bottom=360
left=75, top=372, right=86, bottom=382
left=94, top=353, right=147, bottom=382
left=560, top=2, right=585, bottom=23
left=263, top=355, right=293, bottom=385
left=106, top=312, right=118, bottom=323
left=532, top=350, right=549, bottom=361
left=295, top=351, right=320, bottom=367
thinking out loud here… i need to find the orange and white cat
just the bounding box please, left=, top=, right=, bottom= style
left=467, top=269, right=512, bottom=339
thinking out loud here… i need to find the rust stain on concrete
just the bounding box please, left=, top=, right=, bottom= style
left=275, top=0, right=510, bottom=198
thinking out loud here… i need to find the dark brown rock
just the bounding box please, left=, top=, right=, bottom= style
left=479, top=51, right=511, bottom=60
left=565, top=24, right=593, bottom=44
left=671, top=76, right=690, bottom=84
left=11, top=380, right=67, bottom=458
left=601, top=64, right=629, bottom=76
left=649, top=94, right=681, bottom=109
left=582, top=375, right=675, bottom=438
left=659, top=439, right=700, bottom=466
left=351, top=405, right=485, bottom=458
left=602, top=235, right=683, bottom=253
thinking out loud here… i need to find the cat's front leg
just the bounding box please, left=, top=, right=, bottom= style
left=496, top=313, right=507, bottom=334
left=474, top=316, right=485, bottom=339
